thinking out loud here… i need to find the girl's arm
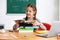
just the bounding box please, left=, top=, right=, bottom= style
left=33, top=18, right=47, bottom=30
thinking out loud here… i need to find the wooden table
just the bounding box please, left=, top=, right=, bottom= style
left=0, top=30, right=58, bottom=40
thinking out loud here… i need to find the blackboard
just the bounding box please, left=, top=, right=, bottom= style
left=7, top=0, right=36, bottom=14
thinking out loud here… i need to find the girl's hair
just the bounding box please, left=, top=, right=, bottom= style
left=25, top=4, right=37, bottom=20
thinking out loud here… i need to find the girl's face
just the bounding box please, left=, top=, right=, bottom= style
left=26, top=7, right=35, bottom=18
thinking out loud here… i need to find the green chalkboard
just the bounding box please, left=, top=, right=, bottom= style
left=7, top=0, right=36, bottom=14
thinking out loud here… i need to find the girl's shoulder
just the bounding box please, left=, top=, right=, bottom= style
left=36, top=18, right=41, bottom=23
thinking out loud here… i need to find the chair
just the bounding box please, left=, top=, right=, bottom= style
left=38, top=23, right=51, bottom=30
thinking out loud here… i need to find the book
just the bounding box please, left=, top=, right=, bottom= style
left=18, top=26, right=34, bottom=32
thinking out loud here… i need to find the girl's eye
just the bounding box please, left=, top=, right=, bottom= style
left=26, top=10, right=31, bottom=13
left=29, top=11, right=31, bottom=12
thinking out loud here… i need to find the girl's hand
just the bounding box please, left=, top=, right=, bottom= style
left=32, top=20, right=40, bottom=26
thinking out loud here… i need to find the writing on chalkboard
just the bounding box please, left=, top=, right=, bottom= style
left=7, top=0, right=36, bottom=14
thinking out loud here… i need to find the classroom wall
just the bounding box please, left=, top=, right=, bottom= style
left=37, top=0, right=59, bottom=23
left=59, top=0, right=60, bottom=20
left=0, top=0, right=59, bottom=30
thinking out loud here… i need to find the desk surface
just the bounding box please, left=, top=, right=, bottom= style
left=0, top=31, right=58, bottom=40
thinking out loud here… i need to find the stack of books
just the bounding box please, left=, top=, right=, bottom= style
left=18, top=26, right=34, bottom=32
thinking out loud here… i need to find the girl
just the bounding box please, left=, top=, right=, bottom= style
left=13, top=4, right=46, bottom=31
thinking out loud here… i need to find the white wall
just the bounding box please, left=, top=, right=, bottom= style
left=59, top=0, right=60, bottom=20
left=0, top=0, right=59, bottom=30
left=37, top=0, right=59, bottom=23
